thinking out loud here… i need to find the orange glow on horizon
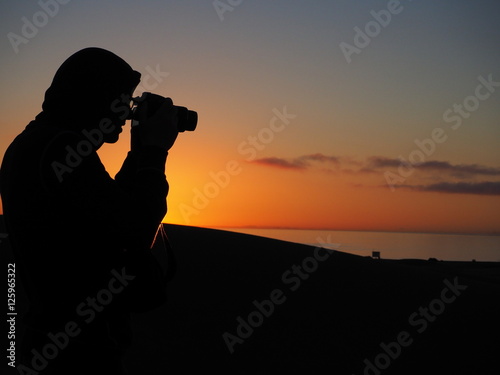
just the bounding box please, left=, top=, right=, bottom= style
left=1, top=118, right=499, bottom=236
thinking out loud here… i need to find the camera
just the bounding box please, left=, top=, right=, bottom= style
left=129, top=92, right=197, bottom=132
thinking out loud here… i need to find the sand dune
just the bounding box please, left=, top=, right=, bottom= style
left=125, top=224, right=500, bottom=374
left=2, top=218, right=499, bottom=374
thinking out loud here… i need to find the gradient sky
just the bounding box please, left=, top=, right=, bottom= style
left=1, top=0, right=499, bottom=234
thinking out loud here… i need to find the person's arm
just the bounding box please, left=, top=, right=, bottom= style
left=114, top=145, right=169, bottom=248
left=40, top=132, right=170, bottom=312
left=114, top=97, right=179, bottom=247
left=40, top=98, right=178, bottom=251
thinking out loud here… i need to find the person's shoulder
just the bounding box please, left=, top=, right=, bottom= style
left=8, top=120, right=81, bottom=152
left=18, top=121, right=103, bottom=188
left=2, top=121, right=67, bottom=170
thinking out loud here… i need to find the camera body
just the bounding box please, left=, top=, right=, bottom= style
left=129, top=92, right=197, bottom=132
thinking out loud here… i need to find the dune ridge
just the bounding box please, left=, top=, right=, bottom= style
left=126, top=224, right=500, bottom=374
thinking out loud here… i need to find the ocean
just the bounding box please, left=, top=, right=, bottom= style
left=217, top=228, right=500, bottom=262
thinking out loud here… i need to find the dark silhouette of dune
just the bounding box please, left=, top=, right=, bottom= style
left=2, top=217, right=499, bottom=374
left=130, top=224, right=500, bottom=374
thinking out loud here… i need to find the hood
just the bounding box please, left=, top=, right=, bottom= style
left=37, top=47, right=141, bottom=130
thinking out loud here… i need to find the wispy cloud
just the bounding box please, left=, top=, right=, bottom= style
left=365, top=157, right=500, bottom=177
left=401, top=181, right=500, bottom=195
left=253, top=154, right=500, bottom=176
left=300, top=153, right=340, bottom=164
left=250, top=153, right=500, bottom=196
left=252, top=157, right=308, bottom=170
left=251, top=153, right=340, bottom=170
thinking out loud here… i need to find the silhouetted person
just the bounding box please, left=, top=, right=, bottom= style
left=0, top=48, right=178, bottom=374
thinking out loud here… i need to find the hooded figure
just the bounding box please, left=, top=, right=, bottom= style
left=39, top=47, right=140, bottom=135
left=1, top=48, right=176, bottom=374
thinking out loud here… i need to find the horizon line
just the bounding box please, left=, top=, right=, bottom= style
left=200, top=224, right=500, bottom=237
left=0, top=214, right=496, bottom=237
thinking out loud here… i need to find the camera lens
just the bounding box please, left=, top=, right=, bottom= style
left=176, top=106, right=198, bottom=132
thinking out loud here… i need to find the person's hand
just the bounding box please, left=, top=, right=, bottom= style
left=132, top=97, right=179, bottom=152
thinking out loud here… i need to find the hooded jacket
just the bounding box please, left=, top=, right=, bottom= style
left=0, top=48, right=168, bottom=373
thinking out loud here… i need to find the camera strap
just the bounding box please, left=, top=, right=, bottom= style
left=151, top=224, right=177, bottom=284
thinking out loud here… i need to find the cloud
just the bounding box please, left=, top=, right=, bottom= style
left=250, top=152, right=500, bottom=196
left=299, top=153, right=340, bottom=165
left=365, top=157, right=500, bottom=177
left=253, top=154, right=500, bottom=177
left=251, top=153, right=340, bottom=170
left=402, top=181, right=500, bottom=196
left=251, top=157, right=308, bottom=170
left=410, top=161, right=500, bottom=177
left=365, top=156, right=402, bottom=169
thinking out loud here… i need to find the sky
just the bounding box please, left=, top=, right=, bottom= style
left=0, top=0, right=499, bottom=235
